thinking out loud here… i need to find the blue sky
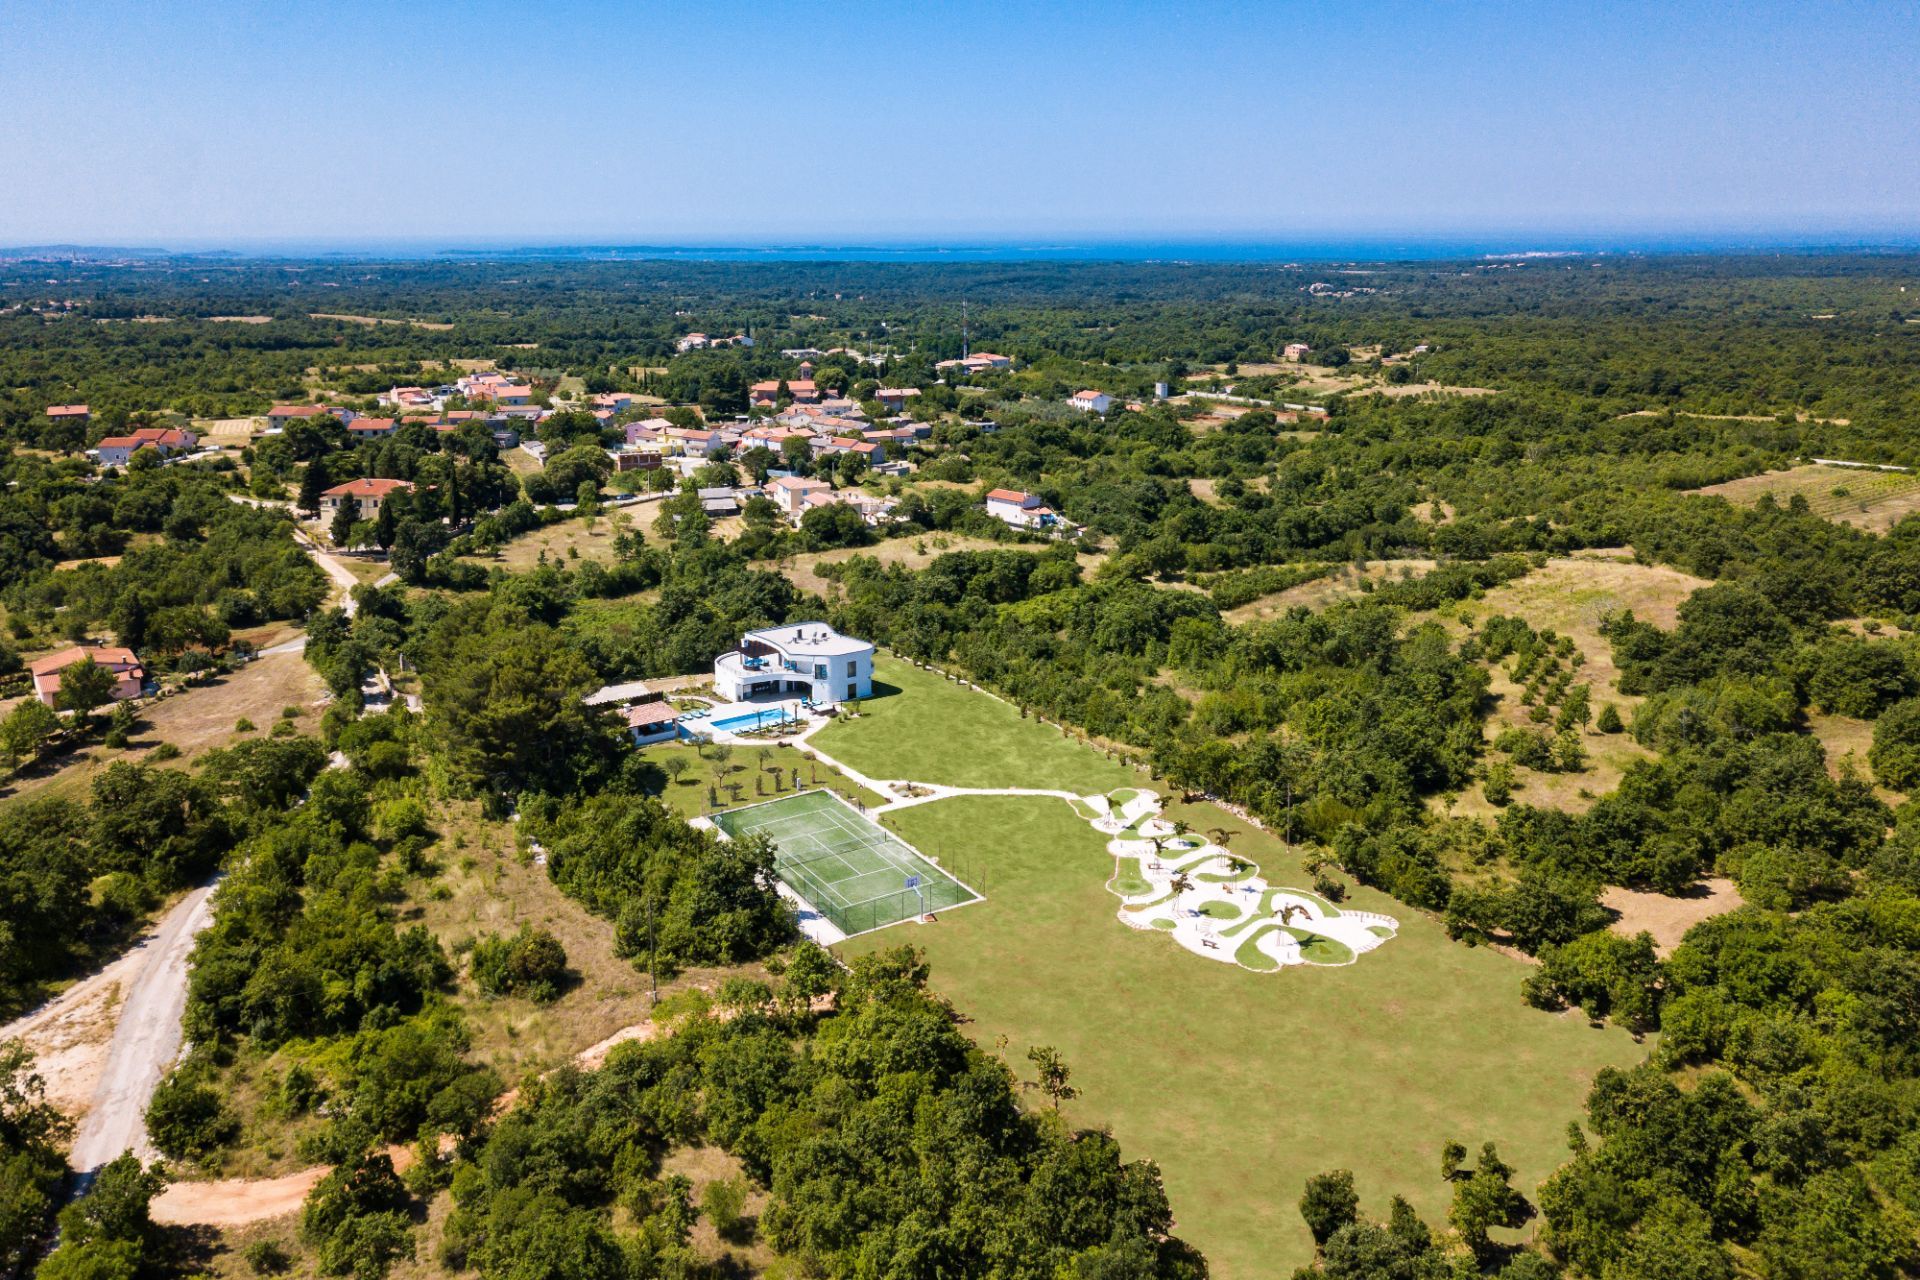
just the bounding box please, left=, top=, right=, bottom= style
left=2, top=0, right=1916, bottom=247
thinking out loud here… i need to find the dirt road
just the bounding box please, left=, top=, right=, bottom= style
left=67, top=883, right=219, bottom=1171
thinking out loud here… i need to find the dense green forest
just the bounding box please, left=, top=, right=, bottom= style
left=5, top=251, right=1920, bottom=1278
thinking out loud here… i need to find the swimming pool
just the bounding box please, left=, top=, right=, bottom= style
left=708, top=706, right=793, bottom=733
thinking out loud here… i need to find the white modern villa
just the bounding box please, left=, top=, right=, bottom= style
left=714, top=623, right=874, bottom=706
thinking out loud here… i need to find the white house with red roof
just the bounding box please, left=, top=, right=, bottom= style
left=810, top=436, right=886, bottom=464
left=30, top=645, right=145, bottom=708
left=1068, top=389, right=1113, bottom=413
left=321, top=477, right=414, bottom=521
left=985, top=487, right=1066, bottom=532
left=874, top=387, right=919, bottom=413
left=95, top=426, right=199, bottom=466
left=46, top=404, right=90, bottom=427
left=346, top=417, right=398, bottom=440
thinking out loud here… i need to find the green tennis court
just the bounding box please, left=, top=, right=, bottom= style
left=712, top=790, right=982, bottom=936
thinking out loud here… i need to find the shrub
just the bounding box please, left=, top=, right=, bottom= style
left=469, top=927, right=569, bottom=1003
left=148, top=742, right=181, bottom=761
left=700, top=1176, right=751, bottom=1243
left=1872, top=698, right=1920, bottom=791
left=244, top=1240, right=292, bottom=1275
left=145, top=1069, right=237, bottom=1160
left=234, top=717, right=256, bottom=733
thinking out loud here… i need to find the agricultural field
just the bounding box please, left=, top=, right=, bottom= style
left=813, top=665, right=1649, bottom=1276
left=1692, top=462, right=1920, bottom=533
left=1436, top=552, right=1708, bottom=817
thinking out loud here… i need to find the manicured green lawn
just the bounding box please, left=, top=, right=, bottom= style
left=845, top=794, right=1649, bottom=1278
left=808, top=656, right=1145, bottom=794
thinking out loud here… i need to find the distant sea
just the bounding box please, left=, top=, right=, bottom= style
left=16, top=230, right=1920, bottom=263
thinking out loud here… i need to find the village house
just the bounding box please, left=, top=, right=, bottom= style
left=664, top=426, right=725, bottom=457
left=589, top=392, right=635, bottom=415
left=800, top=489, right=897, bottom=527
left=765, top=475, right=835, bottom=520
left=320, top=477, right=415, bottom=521
left=382, top=386, right=436, bottom=409
left=1068, top=389, right=1113, bottom=413
left=698, top=486, right=744, bottom=516
left=748, top=380, right=781, bottom=407
left=675, top=333, right=710, bottom=353
left=269, top=404, right=354, bottom=429
left=875, top=387, right=919, bottom=413
left=1284, top=342, right=1312, bottom=362
left=786, top=379, right=820, bottom=404
left=346, top=417, right=398, bottom=441
left=95, top=426, right=199, bottom=466
left=985, top=487, right=1065, bottom=532
left=609, top=448, right=662, bottom=473
left=623, top=417, right=674, bottom=447
left=811, top=436, right=887, bottom=465
left=741, top=424, right=815, bottom=449
left=30, top=645, right=145, bottom=708
left=46, top=404, right=90, bottom=427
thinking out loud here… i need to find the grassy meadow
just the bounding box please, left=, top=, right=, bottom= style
left=818, top=666, right=1650, bottom=1278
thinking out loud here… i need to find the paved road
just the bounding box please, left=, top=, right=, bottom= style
left=68, top=883, right=219, bottom=1172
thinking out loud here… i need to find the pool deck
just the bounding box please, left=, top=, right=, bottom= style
left=684, top=697, right=816, bottom=742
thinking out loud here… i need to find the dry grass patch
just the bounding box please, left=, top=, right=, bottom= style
left=3, top=651, right=327, bottom=805
left=1432, top=553, right=1709, bottom=816
left=661, top=1145, right=776, bottom=1272
left=467, top=513, right=642, bottom=572
left=1222, top=559, right=1437, bottom=624
left=1357, top=382, right=1498, bottom=399
left=772, top=533, right=1006, bottom=598
left=1692, top=463, right=1920, bottom=534
left=1601, top=879, right=1745, bottom=957
left=308, top=312, right=453, bottom=330
left=405, top=805, right=722, bottom=1084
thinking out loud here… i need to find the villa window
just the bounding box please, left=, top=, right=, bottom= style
left=845, top=660, right=856, bottom=677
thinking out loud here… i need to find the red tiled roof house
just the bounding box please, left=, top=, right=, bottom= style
left=30, top=645, right=144, bottom=708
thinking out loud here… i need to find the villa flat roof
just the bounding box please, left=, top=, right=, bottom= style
left=744, top=622, right=869, bottom=658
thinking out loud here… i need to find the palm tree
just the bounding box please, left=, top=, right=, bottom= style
left=1169, top=872, right=1195, bottom=915
left=1207, top=826, right=1236, bottom=855
left=1145, top=833, right=1166, bottom=868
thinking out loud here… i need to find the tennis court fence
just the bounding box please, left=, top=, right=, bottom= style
left=778, top=849, right=986, bottom=937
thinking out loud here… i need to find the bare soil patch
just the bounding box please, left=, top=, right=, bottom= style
left=205, top=315, right=270, bottom=324
left=1692, top=463, right=1920, bottom=534
left=1601, top=879, right=1744, bottom=957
